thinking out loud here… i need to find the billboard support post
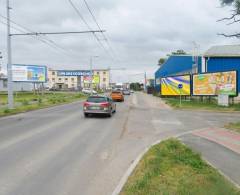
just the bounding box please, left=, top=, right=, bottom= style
left=180, top=90, right=182, bottom=107
left=178, top=84, right=183, bottom=107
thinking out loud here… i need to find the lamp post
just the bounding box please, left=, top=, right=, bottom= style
left=90, top=56, right=99, bottom=95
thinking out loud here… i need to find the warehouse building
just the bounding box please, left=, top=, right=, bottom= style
left=155, top=44, right=240, bottom=97
left=154, top=55, right=202, bottom=92
left=203, top=45, right=240, bottom=94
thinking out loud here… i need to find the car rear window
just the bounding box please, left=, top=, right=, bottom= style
left=112, top=91, right=121, bottom=94
left=87, top=97, right=108, bottom=103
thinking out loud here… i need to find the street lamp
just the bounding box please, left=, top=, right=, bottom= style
left=90, top=56, right=99, bottom=95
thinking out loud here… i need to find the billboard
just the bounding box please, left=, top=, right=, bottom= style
left=57, top=70, right=91, bottom=76
left=83, top=75, right=100, bottom=84
left=193, top=71, right=237, bottom=96
left=161, top=75, right=191, bottom=96
left=12, top=64, right=47, bottom=83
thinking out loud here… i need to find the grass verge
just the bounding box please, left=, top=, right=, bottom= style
left=164, top=98, right=240, bottom=112
left=120, top=139, right=240, bottom=195
left=225, top=122, right=240, bottom=134
left=0, top=92, right=87, bottom=117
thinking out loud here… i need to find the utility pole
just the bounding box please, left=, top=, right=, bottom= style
left=6, top=0, right=14, bottom=109
left=108, top=67, right=126, bottom=89
left=144, top=71, right=147, bottom=92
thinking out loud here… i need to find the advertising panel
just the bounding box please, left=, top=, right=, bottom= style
left=12, top=64, right=47, bottom=83
left=161, top=75, right=191, bottom=96
left=83, top=75, right=100, bottom=84
left=57, top=70, right=91, bottom=76
left=193, top=71, right=237, bottom=96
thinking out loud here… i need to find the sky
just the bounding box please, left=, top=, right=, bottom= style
left=0, top=0, right=239, bottom=83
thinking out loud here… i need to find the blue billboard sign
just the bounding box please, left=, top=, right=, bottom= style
left=57, top=70, right=91, bottom=76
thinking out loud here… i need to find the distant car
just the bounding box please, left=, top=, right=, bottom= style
left=111, top=91, right=124, bottom=102
left=83, top=95, right=116, bottom=117
left=82, top=88, right=97, bottom=95
left=123, top=90, right=131, bottom=95
left=130, top=90, right=134, bottom=93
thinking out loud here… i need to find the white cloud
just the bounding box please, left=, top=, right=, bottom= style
left=0, top=0, right=239, bottom=81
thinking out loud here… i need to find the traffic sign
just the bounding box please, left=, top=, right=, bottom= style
left=178, top=84, right=183, bottom=89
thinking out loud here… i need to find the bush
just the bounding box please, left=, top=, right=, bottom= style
left=3, top=108, right=11, bottom=113
left=38, top=98, right=42, bottom=104
left=22, top=99, right=29, bottom=106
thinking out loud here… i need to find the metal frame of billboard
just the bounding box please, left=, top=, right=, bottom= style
left=160, top=74, right=191, bottom=96
left=192, top=70, right=238, bottom=97
left=12, top=64, right=47, bottom=83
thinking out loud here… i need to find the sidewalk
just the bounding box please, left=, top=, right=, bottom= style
left=192, top=127, right=240, bottom=155
left=179, top=127, right=240, bottom=186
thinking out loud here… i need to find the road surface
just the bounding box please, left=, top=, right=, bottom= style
left=0, top=92, right=240, bottom=195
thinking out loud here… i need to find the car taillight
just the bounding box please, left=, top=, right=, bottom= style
left=83, top=102, right=90, bottom=107
left=100, top=102, right=110, bottom=107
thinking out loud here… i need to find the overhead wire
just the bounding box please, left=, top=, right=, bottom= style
left=68, top=0, right=115, bottom=61
left=0, top=14, right=72, bottom=55
left=82, top=0, right=118, bottom=60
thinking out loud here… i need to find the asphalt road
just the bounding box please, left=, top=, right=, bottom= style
left=0, top=92, right=240, bottom=195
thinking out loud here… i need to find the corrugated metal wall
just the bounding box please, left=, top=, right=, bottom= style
left=154, top=56, right=202, bottom=92
left=207, top=57, right=240, bottom=92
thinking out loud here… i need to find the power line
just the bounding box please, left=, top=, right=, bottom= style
left=82, top=0, right=118, bottom=59
left=0, top=15, right=91, bottom=59
left=0, top=14, right=71, bottom=54
left=0, top=19, right=79, bottom=59
left=11, top=30, right=105, bottom=36
left=68, top=0, right=114, bottom=61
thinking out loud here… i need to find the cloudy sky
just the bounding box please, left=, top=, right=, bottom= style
left=0, top=0, right=239, bottom=82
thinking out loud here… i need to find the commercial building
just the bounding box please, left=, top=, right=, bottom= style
left=48, top=69, right=110, bottom=90
left=154, top=55, right=202, bottom=92
left=0, top=73, right=33, bottom=91
left=154, top=44, right=240, bottom=97
left=203, top=45, right=240, bottom=93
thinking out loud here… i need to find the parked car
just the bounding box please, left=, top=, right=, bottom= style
left=83, top=95, right=116, bottom=117
left=123, top=90, right=131, bottom=95
left=82, top=88, right=97, bottom=95
left=111, top=91, right=124, bottom=102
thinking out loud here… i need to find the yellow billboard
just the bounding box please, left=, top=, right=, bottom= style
left=193, top=71, right=237, bottom=96
left=161, top=75, right=191, bottom=96
left=83, top=75, right=100, bottom=84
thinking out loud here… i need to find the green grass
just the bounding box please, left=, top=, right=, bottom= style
left=164, top=98, right=240, bottom=112
left=0, top=92, right=87, bottom=117
left=225, top=122, right=240, bottom=134
left=121, top=139, right=240, bottom=195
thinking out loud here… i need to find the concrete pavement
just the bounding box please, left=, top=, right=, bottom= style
left=0, top=92, right=240, bottom=195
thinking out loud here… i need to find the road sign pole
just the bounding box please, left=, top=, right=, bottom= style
left=180, top=89, right=182, bottom=107
left=178, top=84, right=183, bottom=108
left=6, top=0, right=14, bottom=109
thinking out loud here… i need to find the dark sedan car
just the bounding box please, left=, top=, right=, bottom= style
left=83, top=95, right=116, bottom=117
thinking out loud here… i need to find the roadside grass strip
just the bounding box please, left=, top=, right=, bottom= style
left=0, top=92, right=87, bottom=117
left=164, top=98, right=240, bottom=111
left=120, top=139, right=240, bottom=195
left=225, top=122, right=240, bottom=134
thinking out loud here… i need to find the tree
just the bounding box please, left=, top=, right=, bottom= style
left=171, top=49, right=187, bottom=55
left=130, top=82, right=142, bottom=91
left=218, top=0, right=240, bottom=38
left=158, top=58, right=166, bottom=66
